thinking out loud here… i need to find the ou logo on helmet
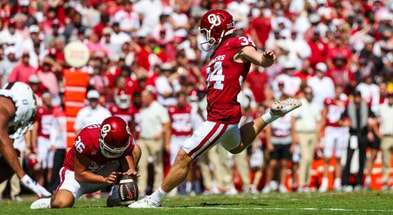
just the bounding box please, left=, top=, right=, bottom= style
left=101, top=124, right=111, bottom=138
left=207, top=14, right=221, bottom=26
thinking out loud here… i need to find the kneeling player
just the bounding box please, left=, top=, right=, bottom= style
left=31, top=116, right=141, bottom=209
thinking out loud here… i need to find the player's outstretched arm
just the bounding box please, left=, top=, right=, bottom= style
left=236, top=46, right=276, bottom=68
left=0, top=103, right=51, bottom=198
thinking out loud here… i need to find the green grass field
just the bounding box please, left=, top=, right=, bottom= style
left=1, top=191, right=393, bottom=215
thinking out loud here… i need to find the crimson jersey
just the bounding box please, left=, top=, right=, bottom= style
left=324, top=97, right=348, bottom=127
left=35, top=106, right=54, bottom=139
left=62, top=124, right=135, bottom=172
left=206, top=35, right=255, bottom=123
left=108, top=104, right=133, bottom=126
left=168, top=104, right=193, bottom=137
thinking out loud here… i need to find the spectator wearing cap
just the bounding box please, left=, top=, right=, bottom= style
left=22, top=25, right=41, bottom=68
left=28, top=74, right=47, bottom=107
left=340, top=90, right=376, bottom=192
left=8, top=51, right=36, bottom=84
left=113, top=0, right=140, bottom=34
left=100, top=27, right=117, bottom=59
left=0, top=46, right=18, bottom=88
left=376, top=91, right=393, bottom=190
left=307, top=62, right=335, bottom=111
left=74, top=89, right=111, bottom=134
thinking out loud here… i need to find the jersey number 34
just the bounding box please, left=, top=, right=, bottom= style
left=206, top=62, right=224, bottom=90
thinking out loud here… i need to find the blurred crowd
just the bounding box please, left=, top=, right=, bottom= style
left=0, top=0, right=393, bottom=200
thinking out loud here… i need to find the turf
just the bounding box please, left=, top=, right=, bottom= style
left=1, top=191, right=392, bottom=215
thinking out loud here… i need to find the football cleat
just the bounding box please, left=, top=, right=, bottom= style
left=30, top=198, right=51, bottom=209
left=270, top=98, right=302, bottom=117
left=128, top=196, right=161, bottom=208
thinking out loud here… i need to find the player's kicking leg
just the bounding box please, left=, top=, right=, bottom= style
left=128, top=98, right=301, bottom=208
left=231, top=98, right=301, bottom=154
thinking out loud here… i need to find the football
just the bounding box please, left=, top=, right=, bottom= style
left=107, top=174, right=139, bottom=207
left=118, top=174, right=139, bottom=205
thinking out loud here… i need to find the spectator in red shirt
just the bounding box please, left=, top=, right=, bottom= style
left=8, top=51, right=36, bottom=84
left=249, top=5, right=272, bottom=49
left=306, top=29, right=329, bottom=68
left=244, top=66, right=270, bottom=105
left=326, top=55, right=356, bottom=93
left=326, top=32, right=353, bottom=69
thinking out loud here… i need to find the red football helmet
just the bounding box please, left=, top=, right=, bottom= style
left=99, top=116, right=132, bottom=158
left=199, top=9, right=236, bottom=50
left=114, top=90, right=131, bottom=110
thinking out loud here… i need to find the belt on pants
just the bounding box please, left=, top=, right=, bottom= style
left=297, top=131, right=315, bottom=134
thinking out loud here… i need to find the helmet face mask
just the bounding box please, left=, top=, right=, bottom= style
left=99, top=116, right=132, bottom=158
left=199, top=9, right=236, bottom=51
left=99, top=137, right=129, bottom=158
left=115, top=93, right=131, bottom=110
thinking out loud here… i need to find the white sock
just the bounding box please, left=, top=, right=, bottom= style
left=334, top=178, right=341, bottom=186
left=186, top=182, right=192, bottom=193
left=321, top=177, right=328, bottom=186
left=261, top=111, right=280, bottom=124
left=149, top=187, right=166, bottom=203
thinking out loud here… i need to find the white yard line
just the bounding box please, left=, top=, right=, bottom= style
left=171, top=207, right=393, bottom=212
